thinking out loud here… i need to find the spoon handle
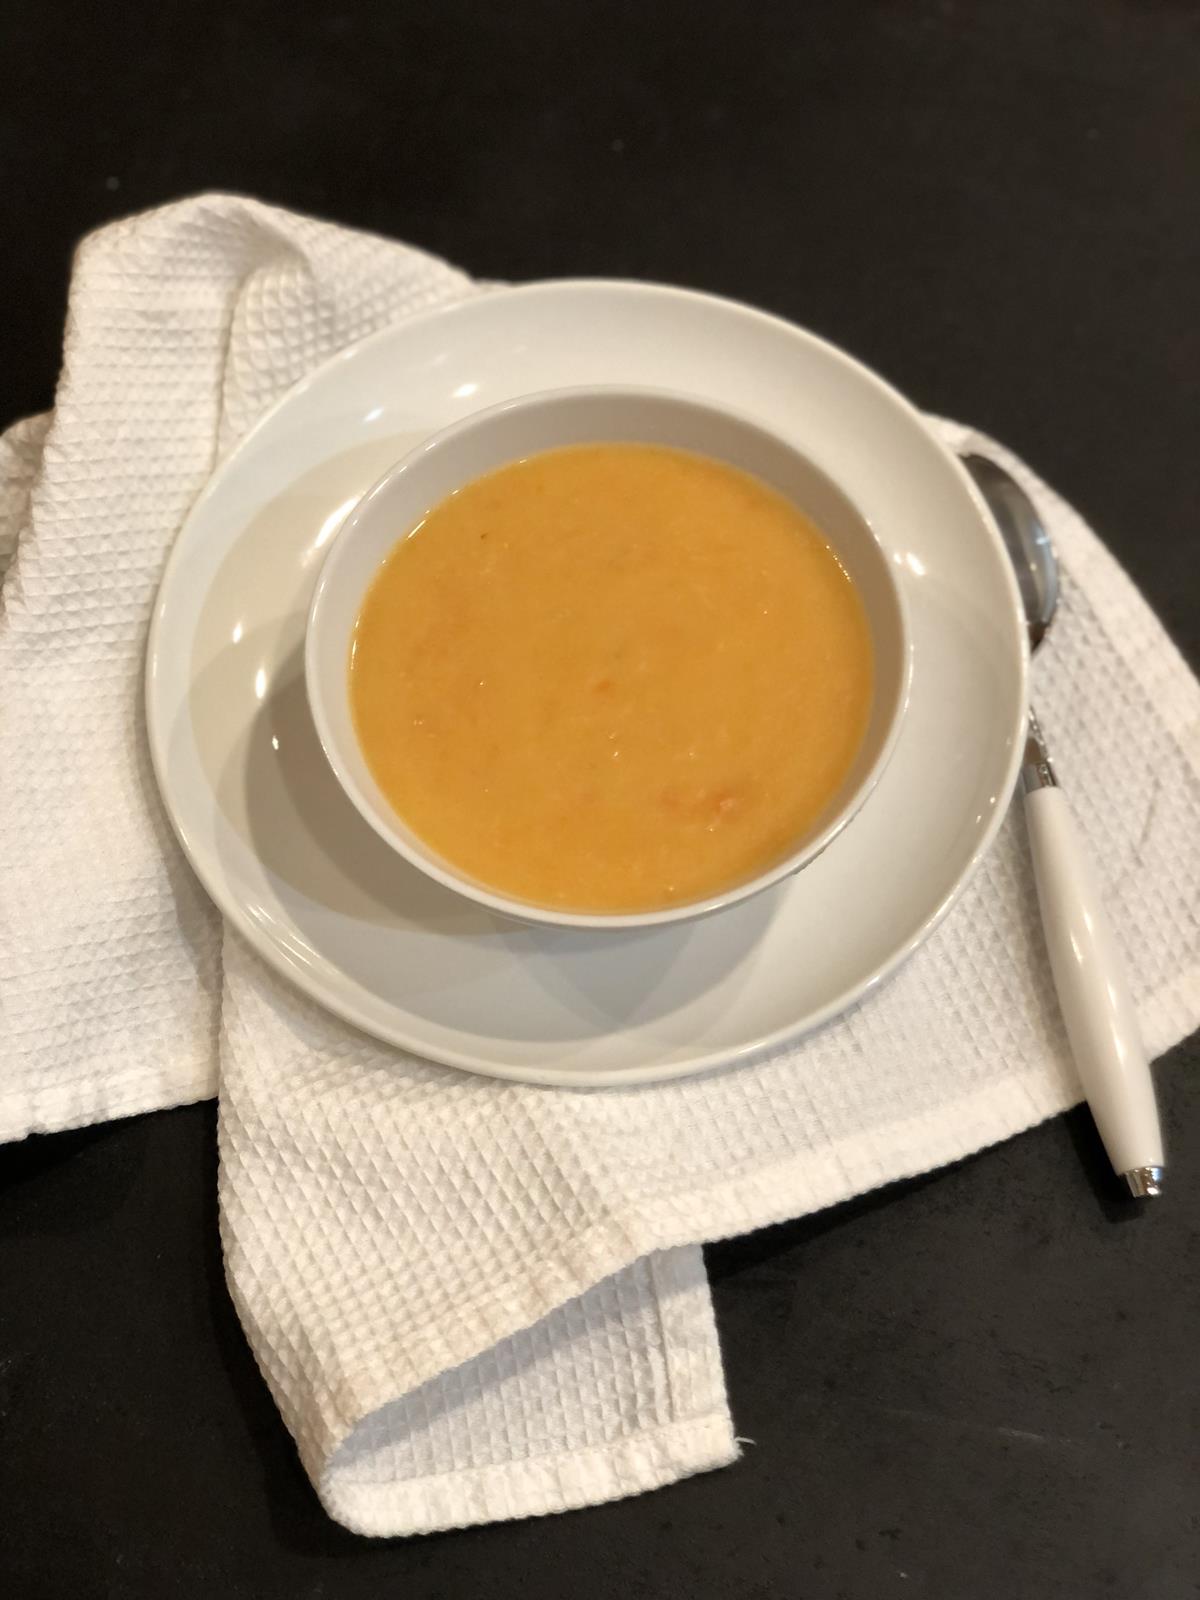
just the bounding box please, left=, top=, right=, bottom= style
left=1021, top=721, right=1165, bottom=1196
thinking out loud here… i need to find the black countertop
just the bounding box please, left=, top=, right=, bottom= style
left=3, top=3, right=1197, bottom=1596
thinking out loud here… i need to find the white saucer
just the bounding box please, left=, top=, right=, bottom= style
left=147, top=281, right=1027, bottom=1086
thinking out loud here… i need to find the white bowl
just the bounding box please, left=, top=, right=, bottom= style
left=305, top=386, right=911, bottom=930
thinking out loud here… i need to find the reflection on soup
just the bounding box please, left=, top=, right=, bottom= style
left=349, top=443, right=873, bottom=911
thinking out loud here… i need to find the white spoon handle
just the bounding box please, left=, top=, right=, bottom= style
left=1023, top=780, right=1164, bottom=1193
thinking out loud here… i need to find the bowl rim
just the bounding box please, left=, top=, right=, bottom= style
left=304, top=382, right=914, bottom=930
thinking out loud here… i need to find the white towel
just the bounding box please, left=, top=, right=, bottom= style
left=2, top=196, right=1197, bottom=1537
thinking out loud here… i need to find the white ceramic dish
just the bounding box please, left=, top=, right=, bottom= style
left=145, top=279, right=1027, bottom=1086
left=306, top=385, right=911, bottom=930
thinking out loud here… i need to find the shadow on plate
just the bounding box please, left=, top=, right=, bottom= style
left=188, top=629, right=781, bottom=1044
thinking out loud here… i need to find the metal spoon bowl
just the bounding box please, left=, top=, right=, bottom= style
left=962, top=452, right=1059, bottom=653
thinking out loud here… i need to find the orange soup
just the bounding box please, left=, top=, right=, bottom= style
left=349, top=443, right=873, bottom=911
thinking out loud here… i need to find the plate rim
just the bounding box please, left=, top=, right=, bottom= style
left=146, top=277, right=1028, bottom=1086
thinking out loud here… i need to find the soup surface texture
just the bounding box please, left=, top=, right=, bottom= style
left=349, top=443, right=873, bottom=911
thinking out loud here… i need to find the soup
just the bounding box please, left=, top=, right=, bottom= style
left=349, top=443, right=873, bottom=911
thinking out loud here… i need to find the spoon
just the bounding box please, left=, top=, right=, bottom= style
left=963, top=453, right=1165, bottom=1198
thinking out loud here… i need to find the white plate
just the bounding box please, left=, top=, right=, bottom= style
left=147, top=281, right=1027, bottom=1086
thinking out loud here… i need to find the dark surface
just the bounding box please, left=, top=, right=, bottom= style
left=2, top=2, right=1197, bottom=1596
